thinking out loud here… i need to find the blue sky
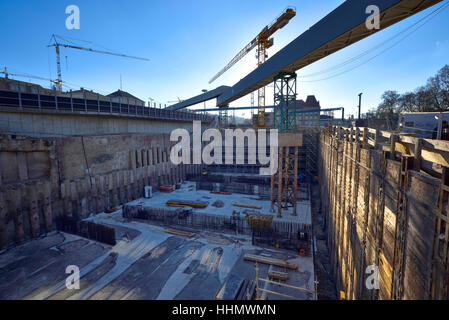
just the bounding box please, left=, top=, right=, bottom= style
left=0, top=0, right=448, bottom=118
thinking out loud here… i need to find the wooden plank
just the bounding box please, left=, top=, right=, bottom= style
left=268, top=270, right=289, bottom=281
left=243, top=254, right=298, bottom=270
left=232, top=202, right=262, bottom=209
left=166, top=199, right=208, bottom=208
left=403, top=171, right=440, bottom=300
left=164, top=228, right=196, bottom=238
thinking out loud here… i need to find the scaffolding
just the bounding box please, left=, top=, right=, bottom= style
left=273, top=71, right=297, bottom=133
left=305, top=127, right=319, bottom=176
left=271, top=146, right=299, bottom=217
left=218, top=105, right=229, bottom=128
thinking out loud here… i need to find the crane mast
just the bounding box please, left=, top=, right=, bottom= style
left=209, top=7, right=296, bottom=128
left=48, top=35, right=149, bottom=92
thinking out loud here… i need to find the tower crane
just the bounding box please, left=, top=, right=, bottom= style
left=1, top=67, right=64, bottom=88
left=209, top=7, right=296, bottom=128
left=48, top=34, right=149, bottom=92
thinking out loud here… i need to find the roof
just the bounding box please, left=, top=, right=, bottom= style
left=296, top=95, right=320, bottom=110
left=107, top=89, right=144, bottom=102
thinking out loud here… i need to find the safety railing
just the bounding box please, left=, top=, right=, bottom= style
left=0, top=89, right=213, bottom=122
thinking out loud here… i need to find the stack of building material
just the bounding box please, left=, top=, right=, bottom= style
left=164, top=228, right=196, bottom=238
left=211, top=191, right=232, bottom=195
left=166, top=199, right=209, bottom=208
left=232, top=202, right=262, bottom=209
left=268, top=270, right=289, bottom=281
left=160, top=185, right=174, bottom=193
left=244, top=213, right=273, bottom=229
left=243, top=253, right=298, bottom=270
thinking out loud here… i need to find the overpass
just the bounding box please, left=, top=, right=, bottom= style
left=166, top=0, right=442, bottom=111
left=0, top=89, right=213, bottom=137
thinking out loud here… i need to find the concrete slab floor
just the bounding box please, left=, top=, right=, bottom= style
left=0, top=207, right=315, bottom=300
left=129, top=182, right=311, bottom=224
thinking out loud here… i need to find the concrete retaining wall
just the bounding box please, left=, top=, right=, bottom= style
left=0, top=132, right=203, bottom=250
left=0, top=109, right=200, bottom=137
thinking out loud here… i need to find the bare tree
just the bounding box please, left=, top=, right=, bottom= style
left=377, top=90, right=400, bottom=115
left=398, top=92, right=416, bottom=113
left=376, top=65, right=449, bottom=114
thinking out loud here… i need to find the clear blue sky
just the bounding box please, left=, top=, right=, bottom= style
left=1, top=0, right=448, bottom=118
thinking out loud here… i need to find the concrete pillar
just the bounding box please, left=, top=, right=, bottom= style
left=141, top=149, right=147, bottom=167
left=130, top=150, right=137, bottom=170
left=27, top=184, right=40, bottom=238
left=137, top=167, right=144, bottom=198
left=41, top=181, right=53, bottom=232
left=111, top=172, right=119, bottom=207
left=17, top=152, right=28, bottom=181
left=136, top=149, right=142, bottom=168
left=91, top=176, right=99, bottom=213
left=81, top=179, right=89, bottom=218
left=8, top=187, right=24, bottom=243
left=70, top=181, right=79, bottom=219
left=103, top=174, right=109, bottom=210
left=97, top=175, right=105, bottom=212
left=117, top=170, right=124, bottom=204
left=125, top=170, right=132, bottom=202
left=131, top=169, right=138, bottom=200
left=63, top=180, right=73, bottom=218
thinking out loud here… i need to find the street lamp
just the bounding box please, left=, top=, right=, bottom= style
left=202, top=89, right=208, bottom=114
left=358, top=93, right=363, bottom=120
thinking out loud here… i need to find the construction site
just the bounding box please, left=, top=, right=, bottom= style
left=0, top=0, right=449, bottom=301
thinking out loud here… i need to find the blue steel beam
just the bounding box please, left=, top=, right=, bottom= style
left=217, top=0, right=441, bottom=106
left=191, top=106, right=275, bottom=112
left=167, top=0, right=440, bottom=111
left=166, top=85, right=230, bottom=110
left=192, top=106, right=342, bottom=113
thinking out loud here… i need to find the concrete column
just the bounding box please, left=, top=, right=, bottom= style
left=117, top=170, right=124, bottom=204
left=137, top=167, right=143, bottom=198
left=70, top=181, right=79, bottom=219
left=97, top=175, right=105, bottom=212
left=103, top=175, right=111, bottom=209
left=27, top=184, right=40, bottom=238
left=141, top=149, right=147, bottom=167
left=111, top=172, right=119, bottom=207
left=125, top=170, right=132, bottom=202
left=91, top=176, right=99, bottom=213
left=136, top=149, right=142, bottom=168
left=130, top=150, right=137, bottom=170
left=17, top=152, right=28, bottom=181
left=62, top=180, right=72, bottom=219
left=75, top=180, right=85, bottom=219
left=131, top=169, right=138, bottom=200
left=41, top=181, right=53, bottom=232
left=8, top=187, right=24, bottom=243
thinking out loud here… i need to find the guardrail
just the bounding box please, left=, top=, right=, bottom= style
left=0, top=89, right=213, bottom=123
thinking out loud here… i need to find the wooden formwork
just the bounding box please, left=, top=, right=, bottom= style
left=319, top=126, right=449, bottom=300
